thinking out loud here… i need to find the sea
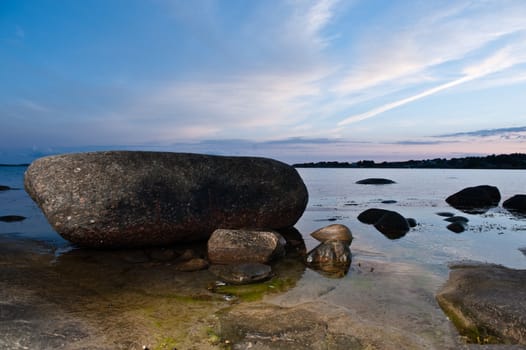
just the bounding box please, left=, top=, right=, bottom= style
left=2, top=165, right=525, bottom=271
left=2, top=165, right=526, bottom=347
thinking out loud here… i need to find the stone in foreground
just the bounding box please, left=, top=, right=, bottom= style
left=209, top=263, right=272, bottom=284
left=24, top=151, right=308, bottom=248
left=310, top=224, right=353, bottom=245
left=207, top=229, right=286, bottom=264
left=305, top=240, right=351, bottom=278
left=445, top=185, right=501, bottom=214
left=436, top=263, right=526, bottom=344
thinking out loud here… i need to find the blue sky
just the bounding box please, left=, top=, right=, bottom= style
left=1, top=0, right=526, bottom=163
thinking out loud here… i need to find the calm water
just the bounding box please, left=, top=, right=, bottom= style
left=296, top=168, right=526, bottom=273
left=1, top=166, right=525, bottom=272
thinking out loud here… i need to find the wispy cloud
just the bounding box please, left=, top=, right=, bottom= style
left=436, top=126, right=526, bottom=138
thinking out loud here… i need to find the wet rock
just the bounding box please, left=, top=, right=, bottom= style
left=357, top=208, right=387, bottom=224
left=374, top=211, right=410, bottom=239
left=218, top=303, right=363, bottom=349
left=209, top=263, right=272, bottom=284
left=305, top=240, right=351, bottom=278
left=356, top=178, right=396, bottom=185
left=0, top=185, right=11, bottom=191
left=437, top=263, right=526, bottom=344
left=174, top=258, right=209, bottom=272
left=519, top=247, right=526, bottom=256
left=279, top=227, right=307, bottom=257
left=207, top=229, right=286, bottom=265
left=24, top=151, right=308, bottom=248
left=358, top=208, right=410, bottom=239
left=445, top=216, right=469, bottom=224
left=447, top=222, right=466, bottom=233
left=0, top=215, right=26, bottom=222
left=503, top=194, right=526, bottom=216
left=446, top=185, right=501, bottom=214
left=406, top=218, right=417, bottom=227
left=310, top=224, right=353, bottom=245
left=381, top=199, right=397, bottom=204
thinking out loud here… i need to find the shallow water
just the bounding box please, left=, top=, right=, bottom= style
left=1, top=166, right=525, bottom=349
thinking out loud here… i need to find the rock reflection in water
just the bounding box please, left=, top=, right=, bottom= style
left=305, top=240, right=351, bottom=278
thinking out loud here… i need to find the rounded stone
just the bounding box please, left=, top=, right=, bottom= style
left=310, top=224, right=353, bottom=245
left=24, top=151, right=308, bottom=248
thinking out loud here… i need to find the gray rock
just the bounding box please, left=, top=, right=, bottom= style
left=207, top=229, right=286, bottom=265
left=446, top=185, right=501, bottom=214
left=436, top=263, right=526, bottom=344
left=310, top=224, right=353, bottom=245
left=24, top=151, right=308, bottom=248
left=503, top=194, right=526, bottom=216
left=305, top=240, right=351, bottom=278
left=356, top=178, right=396, bottom=185
left=209, top=263, right=272, bottom=284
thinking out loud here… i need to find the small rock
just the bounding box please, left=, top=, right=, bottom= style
left=444, top=216, right=469, bottom=224
left=209, top=263, right=272, bottom=285
left=446, top=185, right=501, bottom=214
left=381, top=200, right=397, bottom=204
left=0, top=215, right=26, bottom=222
left=174, top=258, right=209, bottom=272
left=436, top=212, right=455, bottom=217
left=374, top=211, right=410, bottom=239
left=0, top=185, right=11, bottom=191
left=310, top=224, right=353, bottom=245
left=446, top=222, right=466, bottom=233
left=406, top=218, right=417, bottom=228
left=207, top=229, right=286, bottom=265
left=356, top=178, right=396, bottom=185
left=305, top=240, right=351, bottom=278
left=503, top=194, right=526, bottom=215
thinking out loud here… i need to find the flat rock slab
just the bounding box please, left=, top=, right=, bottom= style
left=436, top=263, right=526, bottom=344
left=24, top=151, right=308, bottom=247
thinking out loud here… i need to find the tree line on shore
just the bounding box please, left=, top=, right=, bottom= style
left=293, top=153, right=526, bottom=169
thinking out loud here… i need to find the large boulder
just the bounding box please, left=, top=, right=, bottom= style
left=503, top=194, right=526, bottom=216
left=445, top=185, right=500, bottom=214
left=436, top=263, right=526, bottom=344
left=24, top=151, right=308, bottom=248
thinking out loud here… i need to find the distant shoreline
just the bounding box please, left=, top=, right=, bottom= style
left=294, top=153, right=526, bottom=169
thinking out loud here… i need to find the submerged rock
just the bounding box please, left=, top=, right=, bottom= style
left=209, top=263, right=272, bottom=285
left=503, top=194, right=526, bottom=216
left=310, top=224, right=353, bottom=245
left=436, top=263, right=526, bottom=344
left=0, top=215, right=26, bottom=222
left=173, top=258, right=209, bottom=272
left=445, top=185, right=501, bottom=214
left=305, top=240, right=351, bottom=278
left=24, top=151, right=308, bottom=248
left=356, top=178, right=396, bottom=185
left=207, top=229, right=286, bottom=265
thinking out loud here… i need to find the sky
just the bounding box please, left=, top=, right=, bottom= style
left=1, top=0, right=526, bottom=164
